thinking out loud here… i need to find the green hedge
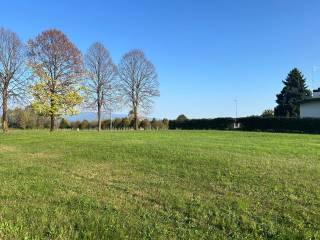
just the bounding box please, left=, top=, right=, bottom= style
left=239, top=117, right=320, bottom=133
left=169, top=117, right=320, bottom=133
left=169, top=118, right=234, bottom=130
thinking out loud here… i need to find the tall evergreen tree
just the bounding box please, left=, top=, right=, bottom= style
left=274, top=68, right=311, bottom=117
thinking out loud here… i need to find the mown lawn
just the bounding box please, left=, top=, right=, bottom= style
left=0, top=130, right=319, bottom=239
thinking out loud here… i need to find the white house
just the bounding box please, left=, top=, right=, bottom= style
left=300, top=88, right=320, bottom=118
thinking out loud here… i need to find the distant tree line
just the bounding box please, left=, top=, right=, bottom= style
left=7, top=106, right=168, bottom=130
left=0, top=27, right=159, bottom=133
left=7, top=106, right=51, bottom=129
left=59, top=118, right=169, bottom=130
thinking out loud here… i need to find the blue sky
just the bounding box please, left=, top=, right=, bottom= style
left=1, top=0, right=320, bottom=119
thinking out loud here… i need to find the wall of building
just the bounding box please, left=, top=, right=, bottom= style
left=300, top=101, right=320, bottom=118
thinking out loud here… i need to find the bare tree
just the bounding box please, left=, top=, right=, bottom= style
left=27, top=29, right=83, bottom=131
left=118, top=50, right=159, bottom=130
left=85, top=42, right=118, bottom=131
left=0, top=28, right=27, bottom=133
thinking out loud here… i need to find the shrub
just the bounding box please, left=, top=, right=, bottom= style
left=89, top=121, right=98, bottom=129
left=121, top=118, right=130, bottom=129
left=101, top=120, right=110, bottom=130
left=113, top=118, right=122, bottom=129
left=59, top=118, right=71, bottom=129
left=79, top=120, right=90, bottom=130
left=162, top=118, right=169, bottom=129
left=140, top=119, right=151, bottom=130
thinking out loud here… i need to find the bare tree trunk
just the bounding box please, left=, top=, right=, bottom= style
left=97, top=101, right=101, bottom=132
left=133, top=105, right=138, bottom=130
left=50, top=97, right=55, bottom=132
left=50, top=115, right=55, bottom=132
left=2, top=94, right=8, bottom=133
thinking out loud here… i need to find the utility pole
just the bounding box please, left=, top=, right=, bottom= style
left=234, top=99, right=238, bottom=129
left=109, top=108, right=112, bottom=130
left=234, top=99, right=238, bottom=122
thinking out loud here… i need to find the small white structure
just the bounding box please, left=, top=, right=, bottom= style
left=233, top=122, right=241, bottom=129
left=300, top=88, right=320, bottom=118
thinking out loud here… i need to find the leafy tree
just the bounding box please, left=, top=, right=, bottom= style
left=71, top=120, right=81, bottom=129
left=156, top=120, right=164, bottom=130
left=8, top=108, right=27, bottom=129
left=17, top=110, right=28, bottom=129
left=101, top=120, right=110, bottom=130
left=80, top=120, right=89, bottom=130
left=113, top=118, right=122, bottom=129
left=150, top=118, right=164, bottom=130
left=274, top=68, right=311, bottom=117
left=162, top=118, right=169, bottom=129
left=27, top=29, right=84, bottom=131
left=59, top=118, right=70, bottom=129
left=139, top=119, right=151, bottom=130
left=176, top=114, right=188, bottom=122
left=89, top=121, right=98, bottom=129
left=121, top=118, right=130, bottom=129
left=261, top=109, right=274, bottom=118
left=7, top=106, right=50, bottom=129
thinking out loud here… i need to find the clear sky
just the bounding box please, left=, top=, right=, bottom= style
left=1, top=0, right=320, bottom=119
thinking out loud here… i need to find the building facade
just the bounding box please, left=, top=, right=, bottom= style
left=300, top=88, right=320, bottom=118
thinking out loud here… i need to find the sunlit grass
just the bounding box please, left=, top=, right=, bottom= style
left=0, top=130, right=319, bottom=239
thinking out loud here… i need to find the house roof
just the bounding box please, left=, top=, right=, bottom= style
left=313, top=88, right=320, bottom=93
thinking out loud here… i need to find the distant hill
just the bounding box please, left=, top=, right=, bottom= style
left=65, top=112, right=127, bottom=122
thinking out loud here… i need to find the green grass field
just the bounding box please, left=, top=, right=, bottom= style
left=0, top=130, right=319, bottom=239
